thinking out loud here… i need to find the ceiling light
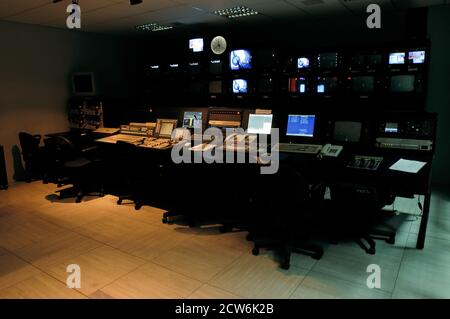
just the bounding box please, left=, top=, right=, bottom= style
left=135, top=23, right=173, bottom=32
left=214, top=6, right=259, bottom=19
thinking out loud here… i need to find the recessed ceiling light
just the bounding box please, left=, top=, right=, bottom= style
left=214, top=6, right=259, bottom=19
left=135, top=23, right=173, bottom=32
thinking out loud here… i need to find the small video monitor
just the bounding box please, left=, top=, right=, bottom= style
left=389, top=52, right=405, bottom=65
left=156, top=119, right=178, bottom=138
left=318, top=52, right=338, bottom=68
left=351, top=55, right=365, bottom=67
left=289, top=77, right=307, bottom=94
left=209, top=59, right=223, bottom=74
left=188, top=62, right=201, bottom=74
left=230, top=49, right=252, bottom=70
left=286, top=115, right=315, bottom=137
left=385, top=122, right=398, bottom=133
left=391, top=75, right=415, bottom=92
left=232, top=79, right=248, bottom=94
left=247, top=114, right=273, bottom=135
left=352, top=76, right=375, bottom=93
left=189, top=38, right=204, bottom=52
left=317, top=76, right=338, bottom=94
left=333, top=121, right=362, bottom=143
left=183, top=111, right=203, bottom=129
left=408, top=50, right=425, bottom=64
left=257, top=77, right=273, bottom=94
left=367, top=54, right=382, bottom=66
left=297, top=57, right=310, bottom=69
left=257, top=49, right=276, bottom=68
left=209, top=80, right=223, bottom=94
left=189, top=80, right=203, bottom=94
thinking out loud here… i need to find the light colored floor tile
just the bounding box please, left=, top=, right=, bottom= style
left=291, top=271, right=391, bottom=299
left=0, top=273, right=86, bottom=299
left=209, top=254, right=308, bottom=299
left=100, top=262, right=203, bottom=299
left=188, top=284, right=242, bottom=299
left=0, top=252, right=41, bottom=290
left=14, top=231, right=102, bottom=269
left=410, top=214, right=450, bottom=242
left=152, top=236, right=243, bottom=282
left=46, top=245, right=146, bottom=296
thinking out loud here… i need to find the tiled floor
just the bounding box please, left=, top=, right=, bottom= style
left=0, top=181, right=449, bottom=299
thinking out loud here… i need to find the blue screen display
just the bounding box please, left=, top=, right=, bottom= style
left=230, top=50, right=252, bottom=70
left=286, top=115, right=315, bottom=137
left=232, top=79, right=248, bottom=93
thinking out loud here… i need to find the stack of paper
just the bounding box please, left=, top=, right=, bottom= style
left=389, top=159, right=427, bottom=174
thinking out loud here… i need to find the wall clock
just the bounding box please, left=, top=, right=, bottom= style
left=211, top=36, right=227, bottom=55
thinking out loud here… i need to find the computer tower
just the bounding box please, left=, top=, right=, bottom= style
left=0, top=145, right=7, bottom=190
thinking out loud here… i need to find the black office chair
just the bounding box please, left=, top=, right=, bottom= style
left=18, top=132, right=44, bottom=182
left=249, top=164, right=324, bottom=270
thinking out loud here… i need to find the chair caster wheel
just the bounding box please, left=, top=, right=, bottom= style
left=313, top=250, right=324, bottom=260
left=246, top=233, right=253, bottom=241
left=76, top=197, right=82, bottom=203
left=252, top=247, right=260, bottom=256
left=280, top=263, right=290, bottom=270
left=386, top=237, right=395, bottom=245
left=162, top=218, right=168, bottom=224
left=220, top=225, right=231, bottom=233
left=117, top=199, right=122, bottom=205
left=135, top=204, right=142, bottom=211
left=366, top=247, right=376, bottom=255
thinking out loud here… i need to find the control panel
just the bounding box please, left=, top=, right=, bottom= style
left=208, top=110, right=243, bottom=129
left=347, top=155, right=383, bottom=171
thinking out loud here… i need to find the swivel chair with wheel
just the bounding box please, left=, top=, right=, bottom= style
left=18, top=132, right=44, bottom=182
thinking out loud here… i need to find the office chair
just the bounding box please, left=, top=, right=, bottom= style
left=49, top=135, right=101, bottom=203
left=249, top=164, right=324, bottom=270
left=18, top=132, right=44, bottom=182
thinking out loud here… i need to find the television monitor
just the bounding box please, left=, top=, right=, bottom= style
left=351, top=55, right=365, bottom=67
left=289, top=77, right=307, bottom=94
left=333, top=121, right=362, bottom=143
left=209, top=59, right=223, bottom=74
left=189, top=80, right=203, bottom=94
left=297, top=57, right=310, bottom=69
left=230, top=49, right=252, bottom=70
left=286, top=114, right=315, bottom=137
left=352, top=76, right=375, bottom=93
left=247, top=114, right=273, bottom=135
left=385, top=122, right=398, bottom=133
left=257, top=49, right=276, bottom=68
left=391, top=75, right=415, bottom=92
left=232, top=79, right=248, bottom=94
left=257, top=77, right=273, bottom=94
left=72, top=73, right=95, bottom=95
left=408, top=50, right=425, bottom=64
left=389, top=52, right=405, bottom=65
left=368, top=54, right=382, bottom=66
left=316, top=76, right=337, bottom=93
left=188, top=62, right=201, bottom=74
left=189, top=38, right=204, bottom=52
left=183, top=111, right=203, bottom=129
left=209, top=80, right=223, bottom=94
left=318, top=52, right=338, bottom=68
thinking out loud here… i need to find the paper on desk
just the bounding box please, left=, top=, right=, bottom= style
left=389, top=159, right=427, bottom=174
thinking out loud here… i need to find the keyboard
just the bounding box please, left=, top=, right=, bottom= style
left=96, top=134, right=145, bottom=144
left=278, top=143, right=323, bottom=154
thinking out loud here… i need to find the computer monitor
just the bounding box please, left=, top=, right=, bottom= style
left=183, top=111, right=203, bottom=129
left=408, top=50, right=425, bottom=64
left=389, top=52, right=405, bottom=65
left=257, top=77, right=273, bottom=94
left=297, top=57, right=310, bottom=69
left=318, top=52, right=338, bottom=68
left=367, top=54, right=382, bottom=66
left=316, top=76, right=338, bottom=94
left=72, top=73, right=95, bottom=95
left=230, top=49, right=252, bottom=70
left=333, top=121, right=362, bottom=143
left=289, top=77, right=307, bottom=94
left=391, top=75, right=415, bottom=92
left=247, top=114, right=273, bottom=135
left=232, top=79, right=248, bottom=94
left=189, top=38, right=204, bottom=53
left=352, top=76, right=375, bottom=93
left=156, top=119, right=178, bottom=138
left=209, top=80, right=223, bottom=94
left=286, top=115, right=315, bottom=137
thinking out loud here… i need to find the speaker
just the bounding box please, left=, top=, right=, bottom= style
left=0, top=145, right=8, bottom=190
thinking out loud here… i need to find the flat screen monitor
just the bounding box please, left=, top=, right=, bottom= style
left=156, top=119, right=178, bottom=138
left=286, top=115, right=315, bottom=137
left=352, top=76, right=375, bottom=93
left=183, top=111, right=203, bottom=129
left=389, top=52, right=405, bottom=65
left=289, top=77, right=307, bottom=94
left=232, top=79, right=248, bottom=94
left=297, top=57, right=310, bottom=69
left=333, top=121, right=362, bottom=143
left=257, top=78, right=273, bottom=94
left=209, top=59, right=222, bottom=74
left=318, top=52, right=338, bottom=68
left=408, top=50, right=425, bottom=64
left=385, top=122, right=398, bottom=133
left=247, top=114, right=273, bottom=135
left=72, top=73, right=95, bottom=95
left=368, top=54, right=382, bottom=66
left=230, top=49, right=252, bottom=70
left=391, top=75, right=415, bottom=92
left=317, top=76, right=337, bottom=93
left=209, top=80, right=223, bottom=94
left=189, top=38, right=204, bottom=52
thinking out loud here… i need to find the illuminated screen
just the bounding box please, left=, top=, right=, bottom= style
left=183, top=112, right=203, bottom=129
left=230, top=50, right=252, bottom=70
left=317, top=77, right=337, bottom=93
left=408, top=51, right=425, bottom=64
left=247, top=114, right=273, bottom=135
left=391, top=75, right=415, bottom=92
left=232, top=79, right=248, bottom=94
left=286, top=115, right=315, bottom=137
left=352, top=76, right=375, bottom=93
left=160, top=123, right=175, bottom=136
left=318, top=52, right=338, bottom=68
left=389, top=52, right=405, bottom=65
left=297, top=57, right=310, bottom=69
left=289, top=77, right=306, bottom=94
left=189, top=38, right=204, bottom=52
left=209, top=80, right=222, bottom=94
left=333, top=121, right=362, bottom=143
left=385, top=122, right=398, bottom=133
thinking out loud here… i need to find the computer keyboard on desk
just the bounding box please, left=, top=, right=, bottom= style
left=278, top=143, right=323, bottom=154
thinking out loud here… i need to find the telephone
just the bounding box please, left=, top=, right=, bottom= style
left=320, top=144, right=343, bottom=157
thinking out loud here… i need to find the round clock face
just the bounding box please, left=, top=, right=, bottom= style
left=211, top=36, right=227, bottom=55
